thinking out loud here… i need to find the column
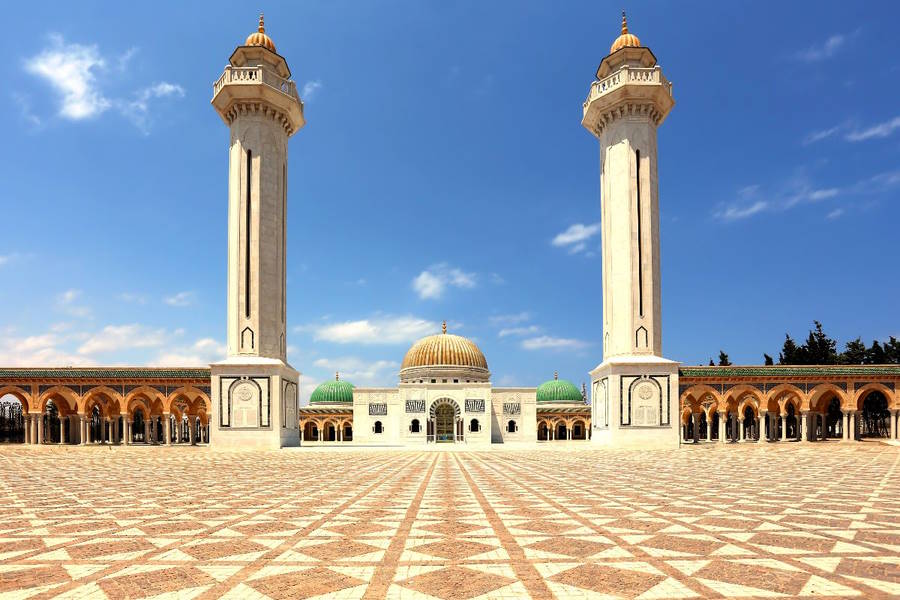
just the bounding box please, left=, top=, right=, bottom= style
left=22, top=415, right=30, bottom=444
left=852, top=411, right=859, bottom=441
left=819, top=414, right=827, bottom=440
left=758, top=412, right=766, bottom=443
left=891, top=410, right=898, bottom=440
left=718, top=413, right=726, bottom=443
left=739, top=416, right=746, bottom=442
left=300, top=425, right=304, bottom=443
left=796, top=413, right=803, bottom=441
left=842, top=411, right=850, bottom=441
left=100, top=418, right=107, bottom=444
left=36, top=415, right=44, bottom=444
left=188, top=419, right=195, bottom=445
left=779, top=416, right=786, bottom=441
left=79, top=416, right=86, bottom=444
left=163, top=415, right=171, bottom=445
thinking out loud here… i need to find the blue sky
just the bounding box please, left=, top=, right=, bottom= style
left=1, top=1, right=898, bottom=401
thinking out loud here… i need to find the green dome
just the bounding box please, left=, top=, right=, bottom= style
left=536, top=373, right=583, bottom=403
left=310, top=377, right=354, bottom=404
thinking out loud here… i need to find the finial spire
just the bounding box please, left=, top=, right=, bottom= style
left=621, top=10, right=628, bottom=35
left=335, top=371, right=339, bottom=381
left=258, top=13, right=266, bottom=33
left=554, top=370, right=559, bottom=380
left=442, top=321, right=447, bottom=334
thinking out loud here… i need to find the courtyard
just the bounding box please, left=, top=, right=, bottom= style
left=0, top=444, right=898, bottom=599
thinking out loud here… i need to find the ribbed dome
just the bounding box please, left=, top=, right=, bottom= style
left=536, top=372, right=584, bottom=403
left=310, top=374, right=354, bottom=404
left=610, top=11, right=641, bottom=53
left=401, top=322, right=488, bottom=371
left=245, top=14, right=276, bottom=52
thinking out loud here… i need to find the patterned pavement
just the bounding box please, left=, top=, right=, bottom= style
left=0, top=443, right=898, bottom=599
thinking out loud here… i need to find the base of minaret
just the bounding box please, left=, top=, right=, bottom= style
left=210, top=357, right=301, bottom=449
left=589, top=355, right=680, bottom=449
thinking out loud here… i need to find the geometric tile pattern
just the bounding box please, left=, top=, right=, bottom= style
left=0, top=443, right=898, bottom=599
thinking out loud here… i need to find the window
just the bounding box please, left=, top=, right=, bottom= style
left=430, top=379, right=436, bottom=383
left=453, top=379, right=459, bottom=384
left=410, top=419, right=420, bottom=433
left=373, top=421, right=383, bottom=434
left=469, top=418, right=480, bottom=433
left=507, top=420, right=517, bottom=433
left=442, top=379, right=447, bottom=383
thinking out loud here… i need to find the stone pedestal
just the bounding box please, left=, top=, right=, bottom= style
left=211, top=357, right=300, bottom=449
left=590, top=356, right=679, bottom=449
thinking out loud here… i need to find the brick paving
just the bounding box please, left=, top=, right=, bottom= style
left=0, top=443, right=898, bottom=599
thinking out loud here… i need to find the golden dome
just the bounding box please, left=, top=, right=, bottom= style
left=610, top=11, right=641, bottom=53
left=401, top=321, right=488, bottom=371
left=245, top=14, right=276, bottom=52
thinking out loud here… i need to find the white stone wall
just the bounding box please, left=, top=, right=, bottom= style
left=490, top=388, right=536, bottom=444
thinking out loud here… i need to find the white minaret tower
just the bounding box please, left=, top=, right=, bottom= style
left=583, top=13, right=679, bottom=448
left=209, top=16, right=303, bottom=448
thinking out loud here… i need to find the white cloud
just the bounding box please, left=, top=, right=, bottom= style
left=521, top=336, right=589, bottom=351
left=794, top=33, right=848, bottom=62
left=0, top=331, right=92, bottom=367
left=552, top=223, right=600, bottom=254
left=826, top=208, right=845, bottom=220
left=25, top=34, right=110, bottom=119
left=302, top=315, right=439, bottom=345
left=151, top=337, right=226, bottom=366
left=846, top=116, right=900, bottom=142
left=412, top=264, right=476, bottom=300
left=499, top=325, right=541, bottom=337
left=164, top=291, right=195, bottom=307
left=77, top=324, right=170, bottom=355
left=23, top=35, right=183, bottom=133
left=311, top=356, right=399, bottom=384
left=302, top=80, right=323, bottom=101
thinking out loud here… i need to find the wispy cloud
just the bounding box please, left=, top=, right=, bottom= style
left=23, top=34, right=183, bottom=133
left=300, top=315, right=439, bottom=345
left=117, top=292, right=147, bottom=304
left=802, top=125, right=842, bottom=145
left=56, top=289, right=91, bottom=318
left=77, top=324, right=171, bottom=355
left=412, top=264, right=476, bottom=300
left=123, top=82, right=185, bottom=134
left=499, top=325, right=541, bottom=337
left=793, top=32, right=851, bottom=62
left=311, top=356, right=399, bottom=385
left=151, top=337, right=226, bottom=366
left=826, top=208, right=844, bottom=220
left=521, top=335, right=589, bottom=351
left=552, top=223, right=600, bottom=255
left=489, top=312, right=531, bottom=326
left=164, top=291, right=195, bottom=307
left=302, top=80, right=323, bottom=101
left=11, top=93, right=41, bottom=128
left=713, top=200, right=769, bottom=222
left=846, top=116, right=900, bottom=142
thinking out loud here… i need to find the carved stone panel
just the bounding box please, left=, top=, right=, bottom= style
left=231, top=380, right=260, bottom=428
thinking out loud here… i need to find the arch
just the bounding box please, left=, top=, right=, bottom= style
left=764, top=384, right=806, bottom=413
left=429, top=397, right=461, bottom=418
left=807, top=383, right=850, bottom=412
left=679, top=384, right=723, bottom=408
left=537, top=420, right=550, bottom=441
left=410, top=418, right=421, bottom=433
left=507, top=419, right=517, bottom=433
left=165, top=386, right=211, bottom=414
left=853, top=383, right=894, bottom=411
left=469, top=418, right=480, bottom=433
left=341, top=420, right=353, bottom=441
left=38, top=386, right=79, bottom=414
left=571, top=419, right=587, bottom=440
left=126, top=396, right=153, bottom=419
left=373, top=420, right=383, bottom=434
left=0, top=386, right=32, bottom=413
left=79, top=386, right=123, bottom=415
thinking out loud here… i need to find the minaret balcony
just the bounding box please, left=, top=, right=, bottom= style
left=212, top=65, right=305, bottom=134
left=582, top=65, right=674, bottom=137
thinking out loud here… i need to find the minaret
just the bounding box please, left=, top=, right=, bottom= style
left=209, top=15, right=303, bottom=448
left=583, top=13, right=679, bottom=448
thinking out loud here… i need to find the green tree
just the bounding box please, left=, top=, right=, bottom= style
left=884, top=336, right=900, bottom=364
left=778, top=334, right=802, bottom=364
left=803, top=321, right=838, bottom=364
left=865, top=340, right=887, bottom=364
left=764, top=353, right=774, bottom=365
left=708, top=359, right=714, bottom=366
left=718, top=351, right=731, bottom=366
left=840, top=338, right=867, bottom=364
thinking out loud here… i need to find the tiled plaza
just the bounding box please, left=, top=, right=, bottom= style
left=0, top=444, right=898, bottom=599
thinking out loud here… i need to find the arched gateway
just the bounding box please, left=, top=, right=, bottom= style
left=429, top=398, right=461, bottom=443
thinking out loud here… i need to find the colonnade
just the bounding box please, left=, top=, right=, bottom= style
left=20, top=413, right=209, bottom=446
left=682, top=409, right=900, bottom=443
